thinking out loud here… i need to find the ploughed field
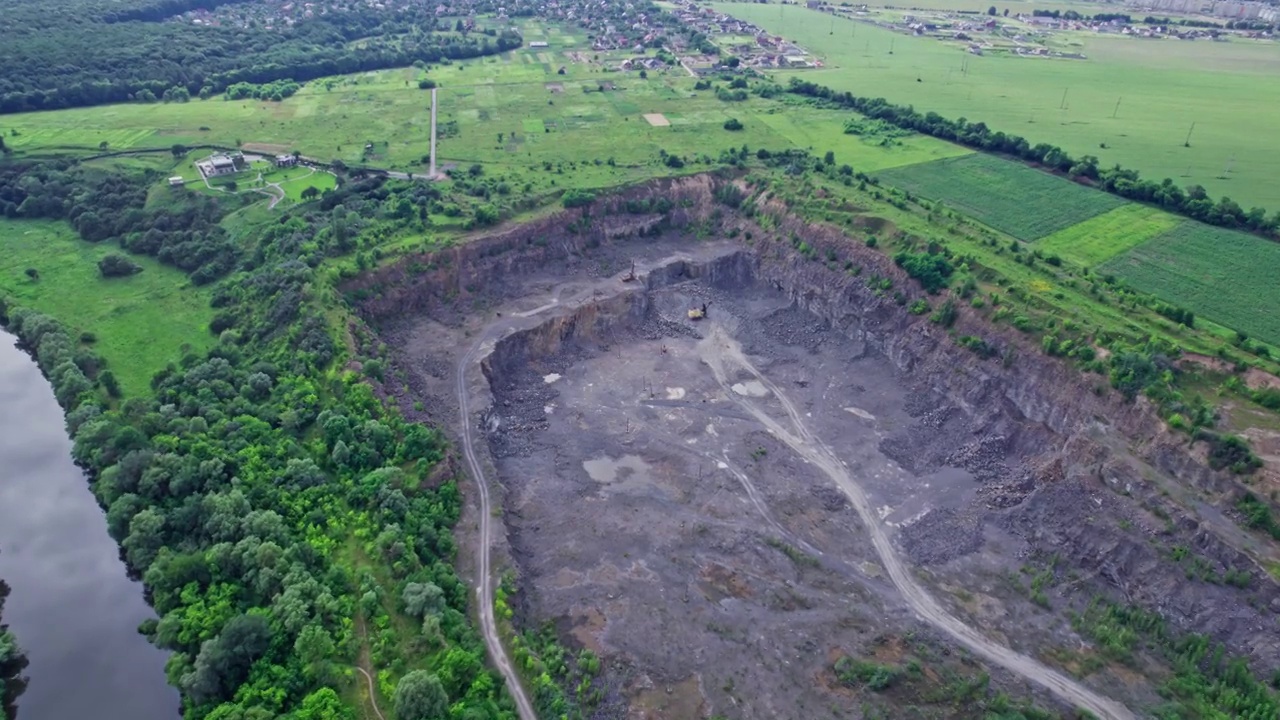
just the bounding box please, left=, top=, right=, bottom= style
left=353, top=182, right=1280, bottom=719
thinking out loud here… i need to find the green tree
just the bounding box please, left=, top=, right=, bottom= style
left=294, top=625, right=336, bottom=684
left=294, top=688, right=353, bottom=720
left=394, top=671, right=448, bottom=720
left=402, top=581, right=445, bottom=618
left=100, top=370, right=121, bottom=398
left=123, top=507, right=166, bottom=569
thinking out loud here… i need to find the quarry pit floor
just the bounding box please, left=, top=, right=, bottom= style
left=387, top=239, right=1139, bottom=718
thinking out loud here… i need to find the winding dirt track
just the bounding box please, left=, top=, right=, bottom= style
left=354, top=667, right=386, bottom=720
left=697, top=325, right=1135, bottom=720
left=457, top=334, right=539, bottom=720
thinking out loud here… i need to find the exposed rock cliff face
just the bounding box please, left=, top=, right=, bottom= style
left=354, top=174, right=1280, bottom=684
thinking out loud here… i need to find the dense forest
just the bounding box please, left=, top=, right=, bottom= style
left=0, top=162, right=531, bottom=719
left=783, top=78, right=1280, bottom=237
left=0, top=0, right=521, bottom=113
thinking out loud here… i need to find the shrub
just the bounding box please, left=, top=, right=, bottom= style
left=1197, top=430, right=1263, bottom=474
left=561, top=188, right=595, bottom=208
left=98, top=254, right=143, bottom=278
left=723, top=118, right=744, bottom=131
left=931, top=299, right=958, bottom=328
left=958, top=335, right=996, bottom=358
left=893, top=250, right=953, bottom=293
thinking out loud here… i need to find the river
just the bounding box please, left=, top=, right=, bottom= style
left=0, top=332, right=178, bottom=719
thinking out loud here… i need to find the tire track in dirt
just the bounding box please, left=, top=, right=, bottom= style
left=697, top=325, right=1135, bottom=720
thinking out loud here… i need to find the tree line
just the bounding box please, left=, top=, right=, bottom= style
left=0, top=162, right=521, bottom=718
left=783, top=78, right=1280, bottom=237
left=0, top=0, right=521, bottom=113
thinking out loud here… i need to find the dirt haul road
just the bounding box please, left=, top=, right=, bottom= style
left=452, top=270, right=1133, bottom=720
left=457, top=333, right=538, bottom=720
left=697, top=325, right=1136, bottom=720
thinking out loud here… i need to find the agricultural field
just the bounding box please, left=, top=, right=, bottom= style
left=709, top=2, right=1280, bottom=211
left=0, top=219, right=214, bottom=396
left=876, top=153, right=1125, bottom=240
left=0, top=20, right=967, bottom=199
left=1033, top=203, right=1181, bottom=267
left=1100, top=222, right=1280, bottom=345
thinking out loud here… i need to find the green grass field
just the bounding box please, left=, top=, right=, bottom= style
left=281, top=170, right=337, bottom=201
left=876, top=153, right=1125, bottom=240
left=1034, top=204, right=1181, bottom=267
left=710, top=3, right=1280, bottom=212
left=0, top=19, right=967, bottom=196
left=0, top=219, right=214, bottom=396
left=1100, top=222, right=1280, bottom=345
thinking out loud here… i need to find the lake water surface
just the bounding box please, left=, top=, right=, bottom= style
left=0, top=332, right=177, bottom=719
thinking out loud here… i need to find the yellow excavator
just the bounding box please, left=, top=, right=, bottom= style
left=688, top=302, right=709, bottom=321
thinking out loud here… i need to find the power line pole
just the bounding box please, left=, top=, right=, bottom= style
left=1111, top=96, right=1122, bottom=119
left=1059, top=87, right=1069, bottom=110
left=1184, top=121, right=1196, bottom=147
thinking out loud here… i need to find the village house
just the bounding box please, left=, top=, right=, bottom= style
left=196, top=151, right=248, bottom=178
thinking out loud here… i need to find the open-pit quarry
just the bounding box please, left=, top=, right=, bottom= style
left=348, top=176, right=1280, bottom=719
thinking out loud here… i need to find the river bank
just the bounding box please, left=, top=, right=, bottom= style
left=0, top=332, right=177, bottom=720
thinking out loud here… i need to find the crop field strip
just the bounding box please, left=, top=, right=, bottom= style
left=1034, top=204, right=1182, bottom=267
left=1100, top=222, right=1280, bottom=346
left=710, top=2, right=1280, bottom=211
left=876, top=153, right=1126, bottom=241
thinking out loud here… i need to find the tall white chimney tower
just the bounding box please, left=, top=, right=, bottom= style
left=429, top=87, right=438, bottom=179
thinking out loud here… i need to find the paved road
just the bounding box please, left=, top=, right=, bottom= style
left=456, top=333, right=539, bottom=720
left=697, top=325, right=1136, bottom=720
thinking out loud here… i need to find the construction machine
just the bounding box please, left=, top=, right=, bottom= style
left=687, top=302, right=709, bottom=321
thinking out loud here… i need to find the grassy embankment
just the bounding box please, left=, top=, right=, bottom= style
left=709, top=2, right=1280, bottom=211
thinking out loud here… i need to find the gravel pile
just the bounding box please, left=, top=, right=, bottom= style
left=898, top=508, right=983, bottom=566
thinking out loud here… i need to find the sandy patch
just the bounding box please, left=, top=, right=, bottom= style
left=730, top=380, right=768, bottom=397
left=643, top=113, right=670, bottom=127
left=1245, top=367, right=1280, bottom=390
left=844, top=407, right=876, bottom=421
